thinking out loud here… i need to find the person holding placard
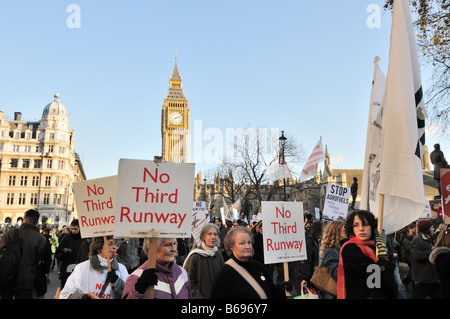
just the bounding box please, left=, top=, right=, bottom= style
left=209, top=226, right=288, bottom=299
left=59, top=236, right=129, bottom=299
left=337, top=210, right=398, bottom=299
left=122, top=238, right=191, bottom=299
left=183, top=223, right=224, bottom=299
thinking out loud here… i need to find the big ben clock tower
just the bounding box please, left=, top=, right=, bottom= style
left=161, top=54, right=190, bottom=163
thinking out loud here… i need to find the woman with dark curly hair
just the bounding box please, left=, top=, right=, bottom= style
left=337, top=210, right=398, bottom=299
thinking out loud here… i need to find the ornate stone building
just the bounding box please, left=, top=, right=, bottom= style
left=0, top=93, right=86, bottom=224
left=161, top=55, right=190, bottom=163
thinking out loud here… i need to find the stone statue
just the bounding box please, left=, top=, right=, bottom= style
left=429, top=143, right=450, bottom=197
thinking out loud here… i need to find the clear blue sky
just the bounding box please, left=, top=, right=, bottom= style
left=0, top=0, right=446, bottom=180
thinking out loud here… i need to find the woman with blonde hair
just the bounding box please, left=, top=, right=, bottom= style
left=122, top=238, right=191, bottom=299
left=318, top=220, right=346, bottom=298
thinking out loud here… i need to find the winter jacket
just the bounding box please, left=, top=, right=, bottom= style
left=209, top=255, right=285, bottom=299
left=341, top=243, right=398, bottom=299
left=410, top=233, right=439, bottom=284
left=0, top=223, right=51, bottom=293
left=183, top=244, right=224, bottom=298
left=429, top=246, right=450, bottom=299
left=123, top=260, right=191, bottom=299
left=322, top=247, right=340, bottom=282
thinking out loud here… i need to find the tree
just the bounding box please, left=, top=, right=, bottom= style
left=385, top=0, right=450, bottom=129
left=223, top=128, right=304, bottom=211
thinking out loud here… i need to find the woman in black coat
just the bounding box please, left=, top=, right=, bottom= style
left=337, top=210, right=398, bottom=299
left=429, top=229, right=450, bottom=299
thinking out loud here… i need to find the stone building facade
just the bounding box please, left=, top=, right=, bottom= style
left=0, top=93, right=86, bottom=225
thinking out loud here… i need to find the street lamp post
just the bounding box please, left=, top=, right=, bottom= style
left=279, top=131, right=287, bottom=201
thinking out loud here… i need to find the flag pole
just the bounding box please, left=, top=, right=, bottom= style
left=377, top=193, right=384, bottom=233
left=361, top=56, right=381, bottom=211
left=376, top=193, right=385, bottom=258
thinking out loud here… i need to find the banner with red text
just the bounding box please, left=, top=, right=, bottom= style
left=114, top=159, right=195, bottom=238
left=73, top=175, right=118, bottom=238
left=261, top=201, right=307, bottom=264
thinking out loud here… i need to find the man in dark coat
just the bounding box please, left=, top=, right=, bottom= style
left=55, top=219, right=83, bottom=288
left=0, top=209, right=51, bottom=299
left=410, top=219, right=440, bottom=299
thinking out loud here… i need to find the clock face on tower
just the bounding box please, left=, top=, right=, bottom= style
left=169, top=111, right=183, bottom=125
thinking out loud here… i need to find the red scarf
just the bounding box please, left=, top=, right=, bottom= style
left=337, top=236, right=378, bottom=299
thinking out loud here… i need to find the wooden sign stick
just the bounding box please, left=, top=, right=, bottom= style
left=146, top=156, right=163, bottom=299
left=283, top=262, right=291, bottom=297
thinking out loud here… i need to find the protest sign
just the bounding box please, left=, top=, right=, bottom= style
left=73, top=176, right=118, bottom=238
left=192, top=201, right=208, bottom=247
left=114, top=159, right=195, bottom=238
left=262, top=201, right=307, bottom=265
left=441, top=169, right=450, bottom=224
left=322, top=183, right=351, bottom=221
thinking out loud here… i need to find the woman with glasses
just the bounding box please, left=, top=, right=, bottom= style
left=59, top=236, right=128, bottom=299
left=122, top=238, right=191, bottom=299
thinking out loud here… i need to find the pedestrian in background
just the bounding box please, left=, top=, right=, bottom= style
left=337, top=210, right=398, bottom=299
left=410, top=219, right=440, bottom=299
left=0, top=209, right=52, bottom=299
left=183, top=223, right=224, bottom=299
left=429, top=229, right=450, bottom=298
left=116, top=237, right=140, bottom=274
left=55, top=219, right=83, bottom=288
left=290, top=220, right=324, bottom=295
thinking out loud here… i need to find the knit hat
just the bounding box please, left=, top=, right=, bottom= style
left=417, top=220, right=432, bottom=232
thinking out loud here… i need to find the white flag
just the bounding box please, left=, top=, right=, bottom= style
left=265, top=162, right=291, bottom=182
left=300, top=138, right=325, bottom=182
left=360, top=57, right=386, bottom=213
left=376, top=0, right=427, bottom=235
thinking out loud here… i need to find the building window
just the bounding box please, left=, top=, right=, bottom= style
left=13, top=145, right=20, bottom=152
left=46, top=159, right=52, bottom=169
left=32, top=176, right=40, bottom=186
left=20, top=176, right=28, bottom=186
left=26, top=132, right=32, bottom=139
left=48, top=145, right=54, bottom=153
left=45, top=176, right=51, bottom=186
left=10, top=159, right=18, bottom=168
left=58, top=160, right=65, bottom=170
left=22, top=159, right=30, bottom=168
left=24, top=145, right=31, bottom=152
left=30, top=193, right=38, bottom=205
left=18, top=193, right=26, bottom=205
left=53, top=194, right=62, bottom=205
left=49, top=133, right=55, bottom=140
left=8, top=176, right=16, bottom=186
left=43, top=193, right=50, bottom=205
left=6, top=193, right=14, bottom=205
left=34, top=159, right=42, bottom=169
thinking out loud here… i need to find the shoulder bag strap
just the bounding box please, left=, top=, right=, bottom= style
left=226, top=259, right=268, bottom=299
